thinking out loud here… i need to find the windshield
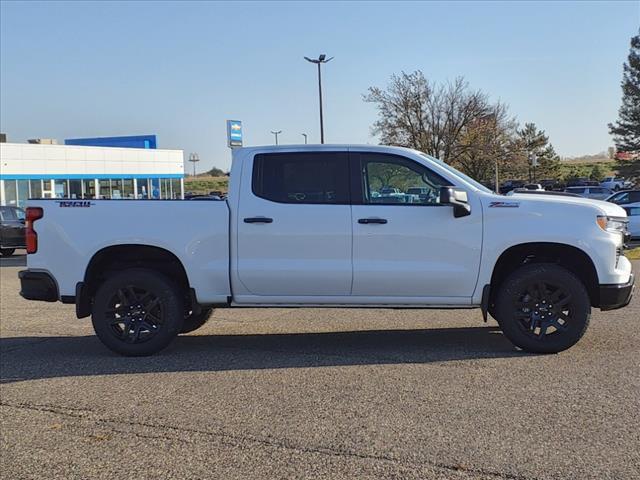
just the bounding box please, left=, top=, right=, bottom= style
left=418, top=153, right=494, bottom=194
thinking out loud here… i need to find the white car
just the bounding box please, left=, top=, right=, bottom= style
left=565, top=186, right=614, bottom=200
left=622, top=203, right=640, bottom=238
left=601, top=176, right=632, bottom=191
left=605, top=190, right=640, bottom=206
left=19, top=145, right=634, bottom=356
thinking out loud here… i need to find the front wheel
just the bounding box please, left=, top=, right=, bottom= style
left=494, top=264, right=591, bottom=353
left=91, top=269, right=184, bottom=356
left=0, top=248, right=16, bottom=257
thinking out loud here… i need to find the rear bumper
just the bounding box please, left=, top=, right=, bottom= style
left=600, top=274, right=634, bottom=311
left=19, top=270, right=58, bottom=302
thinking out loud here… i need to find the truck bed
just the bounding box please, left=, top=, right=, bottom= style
left=27, top=199, right=231, bottom=304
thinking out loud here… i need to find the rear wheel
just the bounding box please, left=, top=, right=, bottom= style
left=0, top=248, right=15, bottom=257
left=495, top=264, right=591, bottom=353
left=180, top=308, right=214, bottom=334
left=91, top=269, right=184, bottom=356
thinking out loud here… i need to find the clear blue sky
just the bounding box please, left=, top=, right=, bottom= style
left=1, top=1, right=638, bottom=172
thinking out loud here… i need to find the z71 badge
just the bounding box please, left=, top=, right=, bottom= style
left=489, top=201, right=520, bottom=208
left=56, top=201, right=95, bottom=208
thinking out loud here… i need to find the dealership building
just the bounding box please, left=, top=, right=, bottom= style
left=0, top=135, right=184, bottom=207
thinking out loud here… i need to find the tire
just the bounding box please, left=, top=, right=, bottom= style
left=494, top=263, right=591, bottom=354
left=1, top=248, right=16, bottom=257
left=180, top=308, right=214, bottom=334
left=91, top=269, right=184, bottom=356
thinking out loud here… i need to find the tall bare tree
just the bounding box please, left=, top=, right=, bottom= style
left=364, top=71, right=519, bottom=181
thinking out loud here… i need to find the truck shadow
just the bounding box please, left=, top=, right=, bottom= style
left=0, top=326, right=527, bottom=384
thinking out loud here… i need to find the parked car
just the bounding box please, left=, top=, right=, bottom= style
left=523, top=183, right=544, bottom=191
left=601, top=176, right=632, bottom=191
left=539, top=179, right=563, bottom=191
left=564, top=186, right=613, bottom=200
left=19, top=145, right=634, bottom=356
left=605, top=190, right=640, bottom=206
left=499, top=180, right=526, bottom=194
left=622, top=203, right=640, bottom=238
left=566, top=178, right=599, bottom=187
left=186, top=195, right=222, bottom=201
left=0, top=206, right=26, bottom=256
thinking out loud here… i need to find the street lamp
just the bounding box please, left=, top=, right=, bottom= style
left=271, top=130, right=282, bottom=145
left=188, top=152, right=200, bottom=177
left=301, top=133, right=308, bottom=144
left=304, top=54, right=333, bottom=144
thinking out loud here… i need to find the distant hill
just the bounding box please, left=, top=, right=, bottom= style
left=561, top=152, right=612, bottom=164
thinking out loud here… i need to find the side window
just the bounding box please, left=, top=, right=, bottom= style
left=625, top=207, right=640, bottom=216
left=613, top=192, right=629, bottom=204
left=14, top=208, right=26, bottom=220
left=252, top=152, right=349, bottom=204
left=0, top=207, right=16, bottom=221
left=630, top=192, right=640, bottom=202
left=359, top=153, right=450, bottom=205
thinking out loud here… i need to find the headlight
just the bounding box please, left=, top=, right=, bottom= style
left=596, top=215, right=628, bottom=235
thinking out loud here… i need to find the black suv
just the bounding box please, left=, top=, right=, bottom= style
left=0, top=206, right=26, bottom=256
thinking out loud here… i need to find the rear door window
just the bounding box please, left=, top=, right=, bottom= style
left=252, top=152, right=349, bottom=204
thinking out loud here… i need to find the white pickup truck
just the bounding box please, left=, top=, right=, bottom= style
left=19, top=145, right=634, bottom=356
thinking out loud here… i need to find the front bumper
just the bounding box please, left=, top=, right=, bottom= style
left=19, top=270, right=58, bottom=302
left=600, top=273, right=634, bottom=311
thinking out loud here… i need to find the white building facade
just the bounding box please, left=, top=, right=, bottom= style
left=0, top=142, right=184, bottom=206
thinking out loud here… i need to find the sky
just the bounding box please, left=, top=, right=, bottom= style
left=1, top=1, right=638, bottom=172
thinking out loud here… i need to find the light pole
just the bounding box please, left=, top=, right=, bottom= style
left=304, top=54, right=333, bottom=144
left=271, top=130, right=282, bottom=145
left=301, top=133, right=308, bottom=144
left=188, top=152, right=200, bottom=177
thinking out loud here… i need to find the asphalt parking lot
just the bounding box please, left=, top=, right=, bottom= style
left=1, top=251, right=639, bottom=480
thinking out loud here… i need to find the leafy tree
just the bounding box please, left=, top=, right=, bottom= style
left=516, top=123, right=561, bottom=180
left=609, top=30, right=640, bottom=152
left=590, top=164, right=605, bottom=181
left=207, top=166, right=226, bottom=177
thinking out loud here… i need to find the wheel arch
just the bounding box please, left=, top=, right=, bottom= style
left=77, top=244, right=191, bottom=318
left=488, top=242, right=600, bottom=311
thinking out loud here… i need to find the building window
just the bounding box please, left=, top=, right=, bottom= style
left=150, top=178, right=161, bottom=199
left=171, top=179, right=182, bottom=199
left=69, top=179, right=82, bottom=199
left=54, top=179, right=68, bottom=198
left=99, top=179, right=111, bottom=199
left=17, top=180, right=30, bottom=206
left=136, top=178, right=150, bottom=198
left=42, top=180, right=54, bottom=198
left=83, top=179, right=96, bottom=199
left=29, top=180, right=42, bottom=199
left=122, top=179, right=134, bottom=199
left=4, top=180, right=17, bottom=206
left=111, top=179, right=123, bottom=199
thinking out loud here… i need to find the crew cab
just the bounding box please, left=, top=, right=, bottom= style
left=19, top=145, right=635, bottom=356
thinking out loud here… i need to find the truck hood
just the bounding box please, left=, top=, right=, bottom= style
left=493, top=193, right=627, bottom=217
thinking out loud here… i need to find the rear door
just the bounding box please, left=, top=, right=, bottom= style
left=236, top=151, right=353, bottom=296
left=350, top=151, right=482, bottom=300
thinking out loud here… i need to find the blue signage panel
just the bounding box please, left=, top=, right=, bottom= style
left=227, top=120, right=243, bottom=148
left=65, top=135, right=157, bottom=149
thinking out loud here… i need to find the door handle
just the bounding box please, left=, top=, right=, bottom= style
left=358, top=218, right=388, bottom=224
left=244, top=217, right=273, bottom=224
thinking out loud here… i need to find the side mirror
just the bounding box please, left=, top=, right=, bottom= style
left=440, top=187, right=471, bottom=218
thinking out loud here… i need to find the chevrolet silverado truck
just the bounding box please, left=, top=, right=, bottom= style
left=19, top=145, right=634, bottom=356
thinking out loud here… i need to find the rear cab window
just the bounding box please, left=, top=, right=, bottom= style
left=252, top=152, right=349, bottom=204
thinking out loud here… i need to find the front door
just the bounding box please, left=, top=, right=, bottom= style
left=350, top=152, right=482, bottom=301
left=236, top=151, right=353, bottom=296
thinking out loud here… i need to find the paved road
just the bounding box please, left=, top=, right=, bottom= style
left=1, top=255, right=639, bottom=479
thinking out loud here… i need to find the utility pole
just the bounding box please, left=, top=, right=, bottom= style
left=304, top=54, right=333, bottom=144
left=271, top=130, right=282, bottom=145
left=301, top=133, right=308, bottom=144
left=188, top=152, right=200, bottom=177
